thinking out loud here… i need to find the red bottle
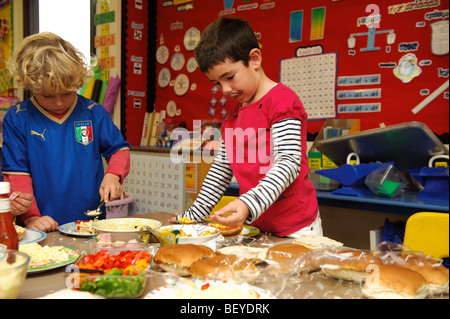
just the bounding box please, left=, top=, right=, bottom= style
left=0, top=182, right=18, bottom=250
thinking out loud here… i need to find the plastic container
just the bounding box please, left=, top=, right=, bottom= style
left=0, top=249, right=30, bottom=299
left=309, top=170, right=340, bottom=191
left=408, top=155, right=449, bottom=201
left=65, top=247, right=150, bottom=299
left=105, top=193, right=133, bottom=219
left=364, top=163, right=408, bottom=198
left=87, top=232, right=148, bottom=252
left=77, top=272, right=147, bottom=298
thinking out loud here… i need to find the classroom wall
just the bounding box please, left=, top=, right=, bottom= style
left=130, top=0, right=450, bottom=148
left=9, top=1, right=448, bottom=249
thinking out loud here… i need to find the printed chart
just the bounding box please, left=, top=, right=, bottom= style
left=123, top=152, right=185, bottom=215
left=280, top=52, right=337, bottom=120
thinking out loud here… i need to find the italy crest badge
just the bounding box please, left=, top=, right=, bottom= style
left=74, top=121, right=94, bottom=145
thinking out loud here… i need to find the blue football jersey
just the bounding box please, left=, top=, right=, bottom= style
left=2, top=95, right=130, bottom=225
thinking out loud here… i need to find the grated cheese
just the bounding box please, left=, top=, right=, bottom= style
left=19, top=243, right=70, bottom=267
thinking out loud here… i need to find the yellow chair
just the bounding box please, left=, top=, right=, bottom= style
left=403, top=212, right=449, bottom=259
left=211, top=196, right=238, bottom=214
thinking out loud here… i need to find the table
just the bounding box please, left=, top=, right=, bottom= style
left=18, top=212, right=448, bottom=299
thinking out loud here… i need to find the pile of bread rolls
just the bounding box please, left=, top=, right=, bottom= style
left=302, top=234, right=449, bottom=299
left=361, top=253, right=449, bottom=299
left=151, top=234, right=448, bottom=299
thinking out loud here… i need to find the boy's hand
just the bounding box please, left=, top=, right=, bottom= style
left=9, top=192, right=33, bottom=217
left=24, top=216, right=59, bottom=233
left=208, top=199, right=249, bottom=226
left=99, top=173, right=122, bottom=203
left=168, top=210, right=183, bottom=223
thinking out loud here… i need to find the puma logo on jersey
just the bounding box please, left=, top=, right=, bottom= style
left=15, top=104, right=27, bottom=114
left=31, top=129, right=46, bottom=141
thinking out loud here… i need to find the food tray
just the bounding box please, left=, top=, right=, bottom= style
left=315, top=122, right=448, bottom=171
left=85, top=232, right=148, bottom=252
left=65, top=248, right=150, bottom=299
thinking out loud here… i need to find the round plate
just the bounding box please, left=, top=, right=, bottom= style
left=204, top=223, right=260, bottom=237
left=92, top=218, right=162, bottom=233
left=26, top=246, right=80, bottom=274
left=174, top=73, right=189, bottom=96
left=144, top=279, right=275, bottom=299
left=242, top=225, right=260, bottom=237
left=19, top=228, right=47, bottom=244
left=59, top=221, right=96, bottom=237
left=19, top=229, right=47, bottom=245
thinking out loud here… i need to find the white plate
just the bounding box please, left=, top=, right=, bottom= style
left=19, top=229, right=47, bottom=245
left=144, top=279, right=275, bottom=299
left=92, top=218, right=162, bottom=233
left=59, top=222, right=96, bottom=237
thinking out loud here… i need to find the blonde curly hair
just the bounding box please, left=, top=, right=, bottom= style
left=10, top=32, right=90, bottom=95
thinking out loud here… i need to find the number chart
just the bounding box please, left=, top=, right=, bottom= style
left=122, top=152, right=185, bottom=215
left=280, top=52, right=337, bottom=120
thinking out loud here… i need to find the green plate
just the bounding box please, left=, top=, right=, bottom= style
left=242, top=225, right=260, bottom=237
left=26, top=246, right=80, bottom=273
left=205, top=222, right=260, bottom=237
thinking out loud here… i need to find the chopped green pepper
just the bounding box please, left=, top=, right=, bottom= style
left=80, top=268, right=146, bottom=298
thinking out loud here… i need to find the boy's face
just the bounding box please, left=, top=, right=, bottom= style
left=205, top=57, right=259, bottom=105
left=33, top=91, right=77, bottom=115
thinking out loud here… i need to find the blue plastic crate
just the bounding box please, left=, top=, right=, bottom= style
left=382, top=218, right=405, bottom=244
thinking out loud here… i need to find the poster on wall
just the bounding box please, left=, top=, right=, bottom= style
left=280, top=52, right=337, bottom=120
left=122, top=0, right=152, bottom=145
left=0, top=0, right=13, bottom=96
left=0, top=1, right=17, bottom=146
left=135, top=0, right=449, bottom=147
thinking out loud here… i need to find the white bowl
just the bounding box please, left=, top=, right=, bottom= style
left=92, top=218, right=162, bottom=234
left=154, top=224, right=220, bottom=245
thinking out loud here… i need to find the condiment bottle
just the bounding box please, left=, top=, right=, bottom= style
left=0, top=182, right=18, bottom=250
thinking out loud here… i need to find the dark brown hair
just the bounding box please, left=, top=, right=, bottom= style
left=195, top=17, right=260, bottom=73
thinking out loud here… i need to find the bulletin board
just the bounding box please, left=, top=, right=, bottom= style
left=0, top=0, right=16, bottom=147
left=124, top=0, right=450, bottom=146
left=0, top=0, right=13, bottom=95
left=121, top=0, right=155, bottom=145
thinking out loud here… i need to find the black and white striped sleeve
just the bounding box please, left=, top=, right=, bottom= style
left=239, top=118, right=302, bottom=223
left=178, top=141, right=234, bottom=222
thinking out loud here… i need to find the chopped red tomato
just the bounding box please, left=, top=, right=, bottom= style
left=201, top=283, right=210, bottom=290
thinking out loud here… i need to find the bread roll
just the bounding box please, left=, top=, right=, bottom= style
left=217, top=245, right=268, bottom=262
left=207, top=223, right=244, bottom=236
left=396, top=254, right=449, bottom=295
left=15, top=225, right=26, bottom=240
left=292, top=234, right=343, bottom=251
left=265, top=243, right=315, bottom=274
left=153, top=244, right=215, bottom=276
left=321, top=249, right=382, bottom=283
left=190, top=254, right=259, bottom=282
left=266, top=243, right=311, bottom=263
left=362, top=264, right=429, bottom=299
